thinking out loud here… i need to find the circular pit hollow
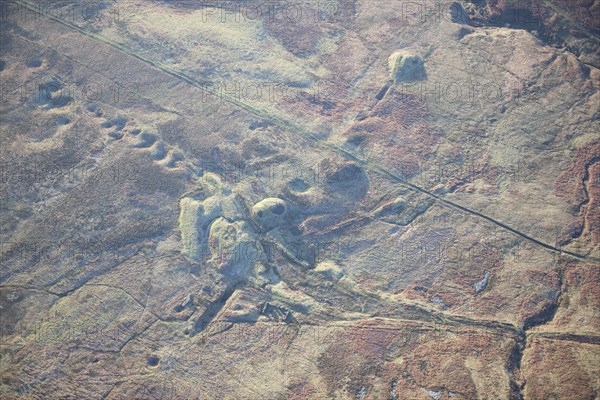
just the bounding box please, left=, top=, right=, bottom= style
left=56, top=116, right=70, bottom=125
left=147, top=355, right=160, bottom=367
left=108, top=131, right=124, bottom=140
left=27, top=59, right=42, bottom=68
left=346, top=135, right=364, bottom=147
left=271, top=203, right=286, bottom=215
left=289, top=178, right=309, bottom=193
left=173, top=304, right=185, bottom=313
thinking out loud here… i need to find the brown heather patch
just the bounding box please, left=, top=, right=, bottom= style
left=317, top=322, right=409, bottom=397
left=287, top=380, right=318, bottom=400
left=343, top=92, right=442, bottom=176
left=523, top=338, right=599, bottom=400
left=550, top=264, right=600, bottom=331
left=263, top=6, right=323, bottom=58
left=547, top=0, right=600, bottom=33
left=517, top=270, right=561, bottom=326
left=585, top=161, right=600, bottom=244
left=555, top=140, right=600, bottom=244
left=404, top=333, right=480, bottom=398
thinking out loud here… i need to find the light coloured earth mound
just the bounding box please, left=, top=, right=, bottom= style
left=207, top=217, right=259, bottom=275
left=252, top=197, right=288, bottom=229
left=388, top=50, right=427, bottom=82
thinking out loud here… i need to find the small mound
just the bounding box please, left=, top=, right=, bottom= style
left=208, top=218, right=259, bottom=276
left=151, top=142, right=167, bottom=160
left=252, top=198, right=288, bottom=229
left=36, top=80, right=71, bottom=108
left=314, top=261, right=345, bottom=281
left=131, top=131, right=157, bottom=148
left=388, top=51, right=426, bottom=82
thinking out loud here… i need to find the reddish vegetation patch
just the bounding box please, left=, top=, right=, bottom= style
left=551, top=264, right=600, bottom=329
left=545, top=0, right=600, bottom=33
left=479, top=0, right=599, bottom=32
left=344, top=90, right=442, bottom=175
left=585, top=161, right=600, bottom=244
left=519, top=270, right=561, bottom=327
left=276, top=37, right=371, bottom=126
left=555, top=140, right=600, bottom=245
left=370, top=90, right=428, bottom=126
left=524, top=339, right=599, bottom=400
left=317, top=322, right=406, bottom=396
left=542, top=52, right=595, bottom=88
left=287, top=380, right=317, bottom=400
left=564, top=265, right=600, bottom=297
left=404, top=333, right=484, bottom=398
left=483, top=0, right=542, bottom=18
left=316, top=321, right=514, bottom=399
left=263, top=7, right=323, bottom=58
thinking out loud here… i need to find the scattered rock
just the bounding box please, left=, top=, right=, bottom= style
left=390, top=380, right=398, bottom=399
left=423, top=389, right=442, bottom=400
left=431, top=295, right=447, bottom=310
left=259, top=301, right=295, bottom=322
left=174, top=294, right=194, bottom=313
left=358, top=386, right=367, bottom=399
left=475, top=271, right=491, bottom=293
